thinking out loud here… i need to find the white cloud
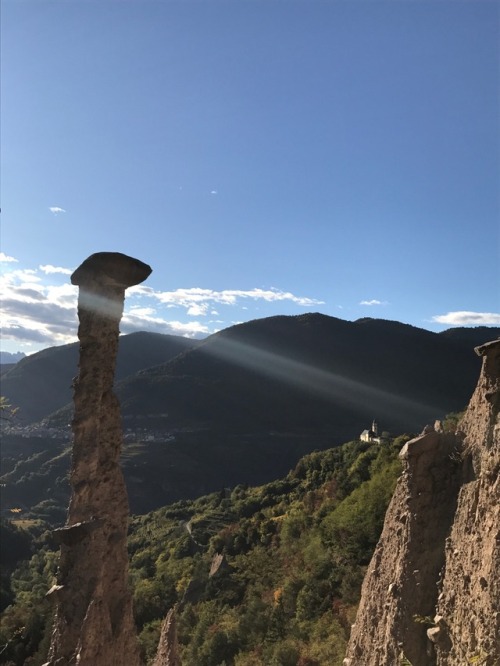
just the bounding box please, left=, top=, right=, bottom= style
left=127, top=284, right=155, bottom=297
left=210, top=190, right=218, bottom=195
left=432, top=311, right=500, bottom=326
left=45, top=283, right=78, bottom=307
left=0, top=268, right=78, bottom=348
left=0, top=252, right=18, bottom=263
left=39, top=264, right=73, bottom=275
left=128, top=306, right=157, bottom=317
left=122, top=308, right=210, bottom=338
left=1, top=262, right=324, bottom=351
left=49, top=206, right=66, bottom=214
left=153, top=287, right=323, bottom=312
left=2, top=268, right=41, bottom=286
left=360, top=299, right=388, bottom=306
left=187, top=303, right=210, bottom=317
left=167, top=320, right=211, bottom=337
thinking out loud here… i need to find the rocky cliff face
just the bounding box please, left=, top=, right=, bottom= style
left=344, top=339, right=499, bottom=666
left=433, top=339, right=500, bottom=665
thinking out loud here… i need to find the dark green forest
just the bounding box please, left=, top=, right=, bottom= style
left=0, top=434, right=417, bottom=666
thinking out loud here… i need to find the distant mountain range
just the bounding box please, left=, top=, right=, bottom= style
left=1, top=315, right=498, bottom=517
left=0, top=351, right=26, bottom=377
left=0, top=351, right=26, bottom=364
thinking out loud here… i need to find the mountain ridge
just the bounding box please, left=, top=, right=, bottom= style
left=112, top=315, right=498, bottom=435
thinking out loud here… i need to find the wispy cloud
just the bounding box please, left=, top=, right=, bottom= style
left=360, top=299, right=388, bottom=306
left=0, top=252, right=19, bottom=263
left=152, top=287, right=324, bottom=313
left=1, top=262, right=324, bottom=351
left=122, top=309, right=210, bottom=338
left=39, top=264, right=73, bottom=275
left=187, top=303, right=211, bottom=317
left=49, top=206, right=66, bottom=214
left=432, top=311, right=500, bottom=326
left=162, top=320, right=211, bottom=337
left=0, top=268, right=78, bottom=346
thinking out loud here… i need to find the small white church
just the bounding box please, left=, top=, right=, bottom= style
left=360, top=420, right=382, bottom=444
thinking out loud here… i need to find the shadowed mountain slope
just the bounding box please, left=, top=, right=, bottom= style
left=1, top=332, right=199, bottom=424
left=113, top=315, right=497, bottom=437
left=438, top=325, right=499, bottom=347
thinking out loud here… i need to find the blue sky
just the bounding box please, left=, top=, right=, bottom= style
left=1, top=0, right=499, bottom=355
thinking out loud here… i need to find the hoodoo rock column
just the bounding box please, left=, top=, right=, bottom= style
left=45, top=252, right=152, bottom=666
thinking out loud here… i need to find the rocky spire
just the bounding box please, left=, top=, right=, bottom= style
left=152, top=606, right=180, bottom=666
left=44, top=252, right=152, bottom=666
left=343, top=338, right=500, bottom=665
left=343, top=429, right=462, bottom=665
left=433, top=339, right=500, bottom=664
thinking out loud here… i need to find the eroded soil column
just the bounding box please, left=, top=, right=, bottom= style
left=45, top=252, right=152, bottom=666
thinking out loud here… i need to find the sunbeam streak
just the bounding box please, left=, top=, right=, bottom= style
left=78, top=290, right=125, bottom=320
left=201, top=335, right=440, bottom=427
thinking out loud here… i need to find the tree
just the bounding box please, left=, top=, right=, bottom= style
left=0, top=396, right=18, bottom=420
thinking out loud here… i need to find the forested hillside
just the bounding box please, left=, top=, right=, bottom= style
left=0, top=434, right=415, bottom=665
